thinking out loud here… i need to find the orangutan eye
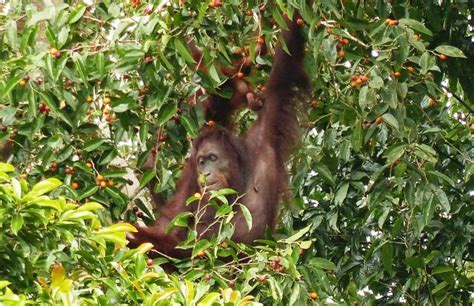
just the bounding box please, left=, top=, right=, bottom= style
left=209, top=154, right=218, bottom=162
left=198, top=157, right=205, bottom=166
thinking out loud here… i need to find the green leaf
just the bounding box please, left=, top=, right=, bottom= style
left=384, top=144, right=406, bottom=164
left=24, top=178, right=62, bottom=200
left=281, top=224, right=311, bottom=243
left=72, top=53, right=89, bottom=86
left=309, top=257, right=336, bottom=270
left=432, top=266, right=453, bottom=275
left=0, top=75, right=23, bottom=98
left=198, top=293, right=220, bottom=306
left=381, top=113, right=399, bottom=130
left=76, top=202, right=103, bottom=212
left=33, top=198, right=61, bottom=210
left=57, top=146, right=74, bottom=163
left=0, top=163, right=15, bottom=173
left=77, top=185, right=99, bottom=201
left=167, top=212, right=193, bottom=231
left=404, top=256, right=424, bottom=269
left=192, top=240, right=212, bottom=257
left=5, top=20, right=18, bottom=50
left=139, top=123, right=149, bottom=146
left=432, top=281, right=449, bottom=295
left=334, top=182, right=349, bottom=206
left=399, top=18, right=433, bottom=36
left=238, top=204, right=253, bottom=231
left=11, top=215, right=24, bottom=235
left=271, top=8, right=289, bottom=31
left=150, top=288, right=178, bottom=303
left=68, top=5, right=86, bottom=24
left=98, top=149, right=118, bottom=165
left=419, top=52, right=432, bottom=74
left=96, top=223, right=137, bottom=234
left=434, top=45, right=467, bottom=58
left=465, top=163, right=474, bottom=183
left=368, top=75, right=384, bottom=89
left=158, top=103, right=177, bottom=126
left=433, top=186, right=450, bottom=212
left=0, top=281, right=11, bottom=290
left=83, top=139, right=105, bottom=152
left=174, top=38, right=196, bottom=64
left=351, top=121, right=363, bottom=152
left=96, top=53, right=105, bottom=78
left=314, top=163, right=335, bottom=186
left=208, top=64, right=221, bottom=84
left=139, top=169, right=155, bottom=189
left=427, top=170, right=455, bottom=187
left=38, top=92, right=74, bottom=127
left=180, top=116, right=198, bottom=137
left=413, top=144, right=438, bottom=163
left=381, top=243, right=393, bottom=274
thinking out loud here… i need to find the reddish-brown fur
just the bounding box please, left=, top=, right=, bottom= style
left=128, top=14, right=309, bottom=258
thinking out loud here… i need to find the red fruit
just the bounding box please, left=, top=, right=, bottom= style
left=228, top=280, right=235, bottom=288
left=65, top=167, right=73, bottom=175
left=71, top=182, right=79, bottom=190
left=389, top=19, right=399, bottom=26
left=236, top=71, right=244, bottom=79
left=375, top=117, right=383, bottom=124
left=99, top=181, right=107, bottom=189
left=49, top=48, right=58, bottom=56
left=256, top=37, right=265, bottom=45
left=296, top=18, right=305, bottom=26
left=204, top=274, right=211, bottom=281
left=159, top=134, right=166, bottom=142
left=310, top=100, right=318, bottom=108
left=39, top=103, right=46, bottom=112
left=337, top=50, right=346, bottom=58
left=144, top=56, right=153, bottom=64
left=144, top=7, right=153, bottom=14
left=146, top=259, right=153, bottom=266
left=439, top=54, right=448, bottom=61
left=309, top=292, right=318, bottom=300
left=209, top=0, right=222, bottom=8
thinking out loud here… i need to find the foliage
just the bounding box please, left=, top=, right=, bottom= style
left=0, top=163, right=320, bottom=305
left=0, top=0, right=473, bottom=305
